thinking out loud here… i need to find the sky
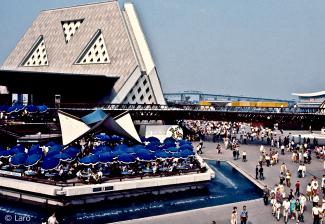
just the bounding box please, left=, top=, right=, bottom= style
left=1, top=0, right=325, bottom=100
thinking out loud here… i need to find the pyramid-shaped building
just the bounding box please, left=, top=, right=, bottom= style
left=0, top=1, right=165, bottom=105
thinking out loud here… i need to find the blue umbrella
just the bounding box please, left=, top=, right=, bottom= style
left=114, top=144, right=128, bottom=151
left=95, top=134, right=110, bottom=142
left=179, top=144, right=193, bottom=151
left=26, top=105, right=38, bottom=113
left=93, top=145, right=111, bottom=154
left=178, top=139, right=192, bottom=146
left=146, top=143, right=161, bottom=151
left=164, top=137, right=176, bottom=143
left=79, top=154, right=99, bottom=165
left=28, top=145, right=43, bottom=155
left=15, top=105, right=25, bottom=112
left=163, top=142, right=176, bottom=148
left=111, top=149, right=125, bottom=157
left=154, top=151, right=170, bottom=159
left=0, top=150, right=14, bottom=158
left=47, top=149, right=60, bottom=157
left=0, top=105, right=9, bottom=112
left=37, top=104, right=48, bottom=113
left=44, top=141, right=57, bottom=147
left=63, top=146, right=80, bottom=157
left=110, top=135, right=122, bottom=142
left=137, top=152, right=156, bottom=161
left=125, top=147, right=135, bottom=154
left=118, top=153, right=136, bottom=164
left=41, top=157, right=60, bottom=170
left=9, top=145, right=25, bottom=154
left=134, top=147, right=150, bottom=154
left=25, top=154, right=42, bottom=167
left=165, top=147, right=179, bottom=153
left=10, top=153, right=28, bottom=166
left=140, top=136, right=146, bottom=143
left=53, top=152, right=72, bottom=161
left=146, top=136, right=160, bottom=143
left=180, top=149, right=195, bottom=158
left=7, top=105, right=17, bottom=114
left=171, top=152, right=182, bottom=158
left=98, top=152, right=115, bottom=163
left=49, top=144, right=63, bottom=151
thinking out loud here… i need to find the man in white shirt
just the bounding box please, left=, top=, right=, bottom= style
left=282, top=198, right=290, bottom=224
left=313, top=193, right=320, bottom=207
left=47, top=213, right=59, bottom=224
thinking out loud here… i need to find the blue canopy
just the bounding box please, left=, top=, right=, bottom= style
left=162, top=142, right=176, bottom=149
left=114, top=144, right=128, bottom=151
left=44, top=141, right=57, bottom=147
left=118, top=153, right=136, bottom=164
left=0, top=105, right=9, bottom=112
left=63, top=146, right=80, bottom=157
left=79, top=155, right=99, bottom=165
left=134, top=147, right=149, bottom=154
left=28, top=145, right=43, bottom=155
left=9, top=145, right=25, bottom=154
left=92, top=145, right=110, bottom=155
left=154, top=151, right=170, bottom=159
left=7, top=105, right=17, bottom=114
left=15, top=105, right=25, bottom=112
left=137, top=152, right=156, bottom=161
left=81, top=109, right=107, bottom=125
left=25, top=154, right=42, bottom=167
left=180, top=149, right=195, bottom=158
left=146, top=143, right=161, bottom=151
left=26, top=105, right=38, bottom=113
left=0, top=150, right=14, bottom=158
left=41, top=157, right=60, bottom=170
left=179, top=144, right=193, bottom=150
left=140, top=136, right=146, bottom=142
left=46, top=148, right=61, bottom=157
left=49, top=144, right=63, bottom=151
left=165, top=147, right=179, bottom=153
left=98, top=152, right=115, bottom=163
left=53, top=152, right=72, bottom=161
left=95, top=133, right=110, bottom=142
left=110, top=135, right=122, bottom=142
left=146, top=136, right=160, bottom=143
left=37, top=105, right=48, bottom=113
left=125, top=147, right=135, bottom=154
left=164, top=137, right=176, bottom=143
left=10, top=153, right=28, bottom=166
left=170, top=152, right=182, bottom=158
left=111, top=149, right=125, bottom=157
left=178, top=139, right=192, bottom=146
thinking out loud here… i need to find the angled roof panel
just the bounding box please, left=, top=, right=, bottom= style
left=58, top=110, right=91, bottom=145
left=1, top=1, right=137, bottom=80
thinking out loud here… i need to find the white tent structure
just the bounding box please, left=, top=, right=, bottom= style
left=58, top=110, right=141, bottom=145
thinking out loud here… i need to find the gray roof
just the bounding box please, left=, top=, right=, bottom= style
left=1, top=1, right=137, bottom=83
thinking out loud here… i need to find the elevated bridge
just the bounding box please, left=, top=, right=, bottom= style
left=57, top=103, right=325, bottom=130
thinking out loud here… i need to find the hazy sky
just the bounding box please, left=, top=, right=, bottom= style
left=1, top=0, right=325, bottom=100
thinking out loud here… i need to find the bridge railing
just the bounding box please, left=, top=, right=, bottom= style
left=53, top=103, right=322, bottom=114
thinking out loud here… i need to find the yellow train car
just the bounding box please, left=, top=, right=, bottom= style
left=228, top=101, right=288, bottom=108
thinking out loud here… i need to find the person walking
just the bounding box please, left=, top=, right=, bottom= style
left=259, top=165, right=264, bottom=180
left=255, top=165, right=259, bottom=179
left=313, top=204, right=320, bottom=224
left=230, top=207, right=238, bottom=224
left=283, top=198, right=290, bottom=224
left=263, top=185, right=270, bottom=205
left=240, top=205, right=248, bottom=224
left=295, top=180, right=301, bottom=196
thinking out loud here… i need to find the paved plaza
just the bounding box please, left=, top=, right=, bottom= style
left=114, top=136, right=324, bottom=224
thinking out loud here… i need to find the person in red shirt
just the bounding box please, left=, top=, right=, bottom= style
left=295, top=180, right=301, bottom=196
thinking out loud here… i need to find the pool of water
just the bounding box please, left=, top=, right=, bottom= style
left=0, top=161, right=262, bottom=224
